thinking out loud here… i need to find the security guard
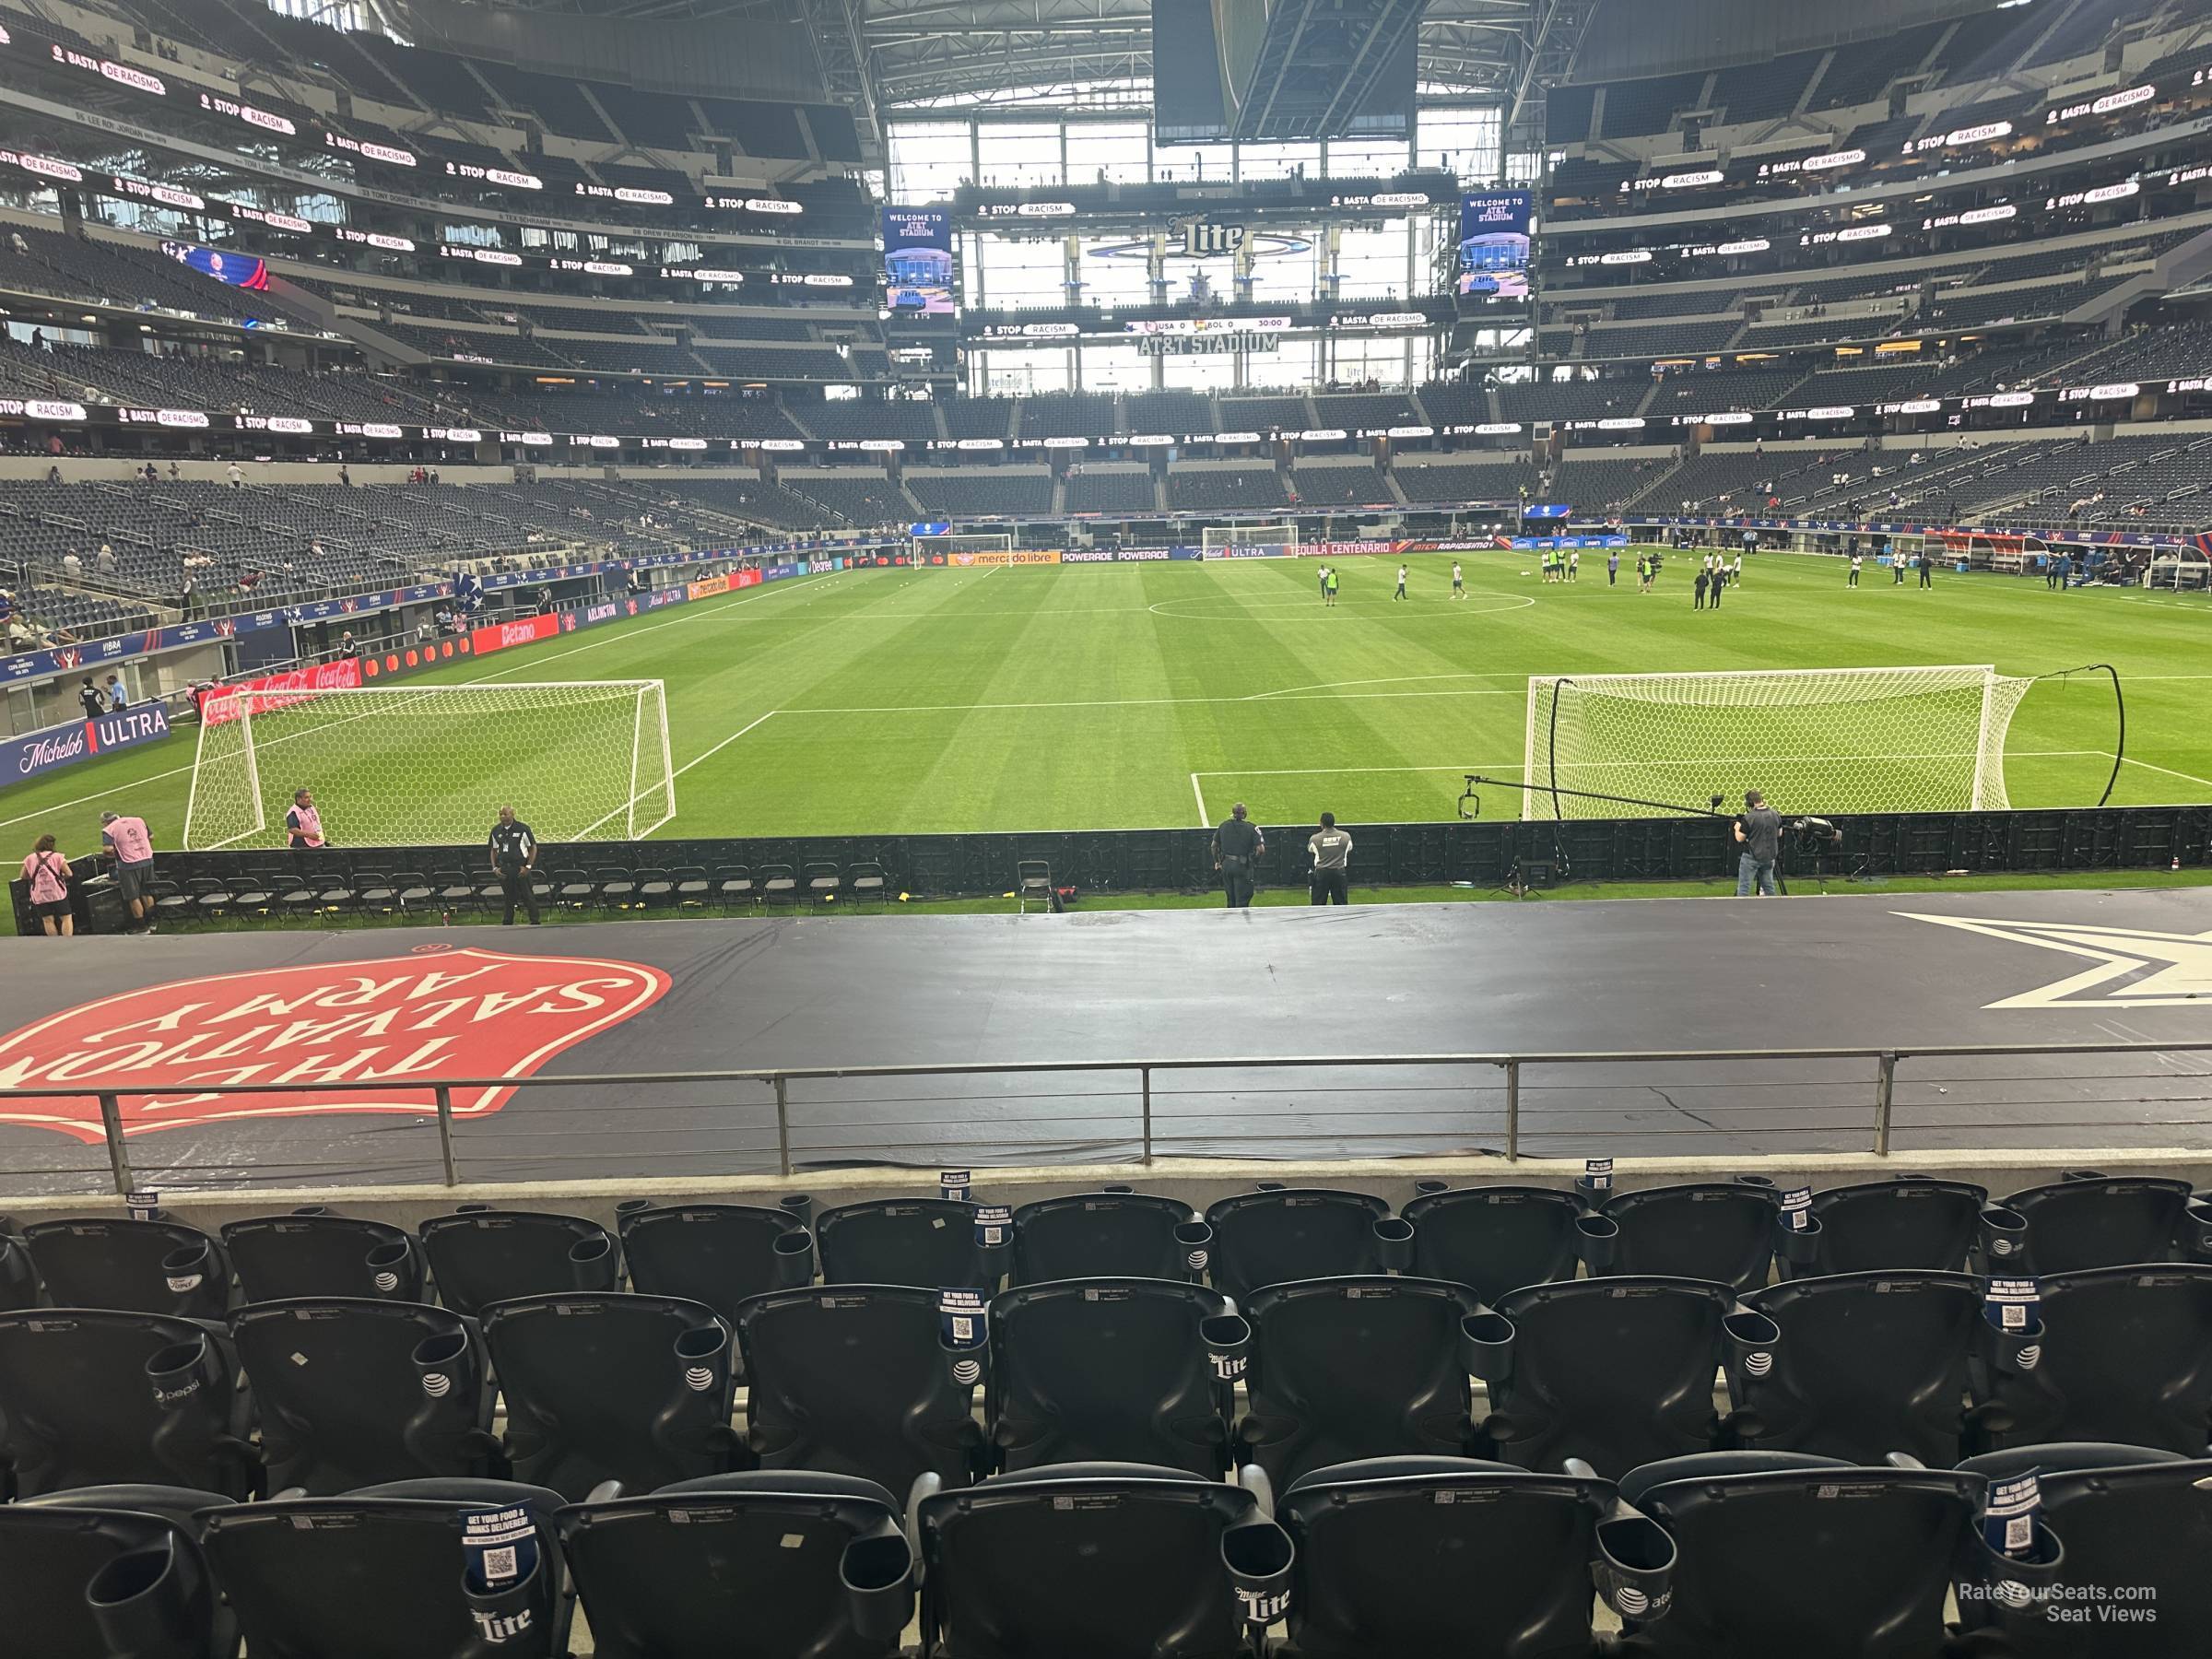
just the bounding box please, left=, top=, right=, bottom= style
left=1212, top=802, right=1265, bottom=909
left=488, top=805, right=541, bottom=925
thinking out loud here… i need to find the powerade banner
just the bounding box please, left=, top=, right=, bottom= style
left=1059, top=548, right=1183, bottom=563
left=1457, top=191, right=1532, bottom=300
left=3, top=704, right=171, bottom=784
left=883, top=207, right=955, bottom=315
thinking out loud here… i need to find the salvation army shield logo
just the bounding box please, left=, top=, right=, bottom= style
left=0, top=947, right=670, bottom=1143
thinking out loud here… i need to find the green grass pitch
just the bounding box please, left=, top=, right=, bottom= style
left=5, top=548, right=2208, bottom=848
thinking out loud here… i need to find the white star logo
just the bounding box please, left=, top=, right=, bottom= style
left=1897, top=913, right=2212, bottom=1008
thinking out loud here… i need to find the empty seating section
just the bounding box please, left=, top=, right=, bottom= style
left=904, top=469, right=1054, bottom=517
left=1598, top=71, right=1705, bottom=138
left=1814, top=20, right=1949, bottom=109
left=792, top=398, right=943, bottom=442
left=1016, top=394, right=1121, bottom=439
left=1126, top=388, right=1218, bottom=434
left=1218, top=395, right=1313, bottom=433
left=1647, top=366, right=1811, bottom=418
left=0, top=226, right=323, bottom=329
left=1288, top=464, right=1387, bottom=507
left=1164, top=465, right=1290, bottom=512
left=1, top=1171, right=2203, bottom=1654
left=1580, top=321, right=1742, bottom=359
left=1396, top=460, right=1515, bottom=503
left=1063, top=467, right=1159, bottom=512
left=1411, top=381, right=1489, bottom=425
left=782, top=470, right=914, bottom=526
left=1498, top=376, right=1645, bottom=424
left=1707, top=48, right=1821, bottom=124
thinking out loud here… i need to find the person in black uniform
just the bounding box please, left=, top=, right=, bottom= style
left=488, top=805, right=541, bottom=925
left=1211, top=802, right=1265, bottom=910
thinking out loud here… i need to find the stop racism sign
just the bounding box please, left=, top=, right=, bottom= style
left=0, top=947, right=670, bottom=1143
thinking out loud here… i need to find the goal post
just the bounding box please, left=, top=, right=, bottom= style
left=1521, top=665, right=2035, bottom=820
left=915, top=531, right=1016, bottom=565
left=182, top=681, right=675, bottom=850
left=1202, top=522, right=1302, bottom=558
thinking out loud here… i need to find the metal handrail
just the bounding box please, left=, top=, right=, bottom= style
left=5, top=1038, right=2208, bottom=1193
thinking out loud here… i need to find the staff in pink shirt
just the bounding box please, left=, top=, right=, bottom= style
left=21, top=832, right=74, bottom=937
left=286, top=787, right=327, bottom=850
left=100, top=809, right=157, bottom=934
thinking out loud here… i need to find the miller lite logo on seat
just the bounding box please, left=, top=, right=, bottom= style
left=1181, top=219, right=1248, bottom=257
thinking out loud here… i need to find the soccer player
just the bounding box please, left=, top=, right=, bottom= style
left=488, top=806, right=541, bottom=925
left=1892, top=543, right=1907, bottom=585
left=1451, top=561, right=1465, bottom=599
left=1919, top=548, right=1934, bottom=588
left=1324, top=567, right=1340, bottom=607
left=1730, top=551, right=1744, bottom=587
left=286, top=788, right=326, bottom=850
left=1318, top=563, right=1330, bottom=604
left=1607, top=549, right=1620, bottom=586
left=1694, top=566, right=1711, bottom=609
left=1849, top=552, right=1862, bottom=586
left=1394, top=563, right=1408, bottom=601
left=1569, top=548, right=1580, bottom=582
left=1637, top=552, right=1653, bottom=594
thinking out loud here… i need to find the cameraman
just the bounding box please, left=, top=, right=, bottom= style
left=1734, top=789, right=1782, bottom=897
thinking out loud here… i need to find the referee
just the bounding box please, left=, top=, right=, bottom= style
left=488, top=805, right=541, bottom=925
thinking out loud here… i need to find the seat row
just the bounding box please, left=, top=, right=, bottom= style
left=7, top=1170, right=2208, bottom=1327
left=5, top=1252, right=2209, bottom=1507
left=9, top=1441, right=2207, bottom=1658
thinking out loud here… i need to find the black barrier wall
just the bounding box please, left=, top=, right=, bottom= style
left=15, top=806, right=2211, bottom=931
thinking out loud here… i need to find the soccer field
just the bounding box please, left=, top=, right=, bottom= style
left=6, top=548, right=2210, bottom=846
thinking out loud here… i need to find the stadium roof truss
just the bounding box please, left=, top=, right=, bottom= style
left=842, top=0, right=1587, bottom=130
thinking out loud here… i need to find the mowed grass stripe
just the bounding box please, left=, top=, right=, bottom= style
left=2, top=551, right=2207, bottom=844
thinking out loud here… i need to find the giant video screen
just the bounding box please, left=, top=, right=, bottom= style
left=1456, top=191, right=1531, bottom=300
left=882, top=206, right=956, bottom=316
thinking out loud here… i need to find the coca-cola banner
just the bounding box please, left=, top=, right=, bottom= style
left=200, top=657, right=364, bottom=725
left=3, top=703, right=172, bottom=784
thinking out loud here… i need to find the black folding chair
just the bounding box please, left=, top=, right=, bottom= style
left=595, top=865, right=638, bottom=909
left=760, top=863, right=799, bottom=908
left=712, top=864, right=756, bottom=912
left=633, top=866, right=676, bottom=907
left=805, top=861, right=841, bottom=910
left=670, top=865, right=712, bottom=908
left=848, top=859, right=888, bottom=909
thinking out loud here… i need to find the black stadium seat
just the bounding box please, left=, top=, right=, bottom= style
left=987, top=1277, right=1245, bottom=1477
left=230, top=1299, right=501, bottom=1493
left=1202, top=1188, right=1409, bottom=1300
left=1400, top=1182, right=1592, bottom=1300
left=1238, top=1276, right=1488, bottom=1487
left=1996, top=1173, right=2212, bottom=1275
left=616, top=1200, right=816, bottom=1327
left=0, top=1309, right=257, bottom=1497
left=816, top=1197, right=1006, bottom=1290
left=1613, top=1452, right=1984, bottom=1657
left=915, top=1464, right=1292, bottom=1659
left=1955, top=1442, right=2212, bottom=1657
left=1590, top=1179, right=1796, bottom=1292
left=220, top=1210, right=423, bottom=1304
left=1469, top=1277, right=1747, bottom=1477
left=480, top=1291, right=742, bottom=1500
left=0, top=1485, right=237, bottom=1659
left=1783, top=1176, right=2018, bottom=1277
left=201, top=1479, right=574, bottom=1659
left=1979, top=1264, right=2212, bottom=1455
left=1009, top=1190, right=1208, bottom=1284
left=1275, top=1455, right=1676, bottom=1656
left=417, top=1207, right=621, bottom=1318
left=738, top=1282, right=987, bottom=1499
left=0, top=1222, right=35, bottom=1311
left=559, top=1471, right=915, bottom=1659
left=21, top=1217, right=233, bottom=1320
left=1725, top=1270, right=1991, bottom=1465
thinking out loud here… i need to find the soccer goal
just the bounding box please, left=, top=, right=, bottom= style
left=1521, top=665, right=2034, bottom=820
left=1202, top=523, right=1302, bottom=559
left=182, top=681, right=676, bottom=849
left=915, top=531, right=1016, bottom=566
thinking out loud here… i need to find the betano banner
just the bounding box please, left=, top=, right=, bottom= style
left=469, top=611, right=570, bottom=658
left=688, top=573, right=732, bottom=600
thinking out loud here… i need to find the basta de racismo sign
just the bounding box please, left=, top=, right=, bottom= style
left=0, top=947, right=669, bottom=1142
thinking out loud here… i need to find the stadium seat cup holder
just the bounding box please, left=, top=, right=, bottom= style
left=1772, top=1211, right=1823, bottom=1266
left=773, top=1227, right=818, bottom=1287
left=1176, top=1219, right=1214, bottom=1277
left=1221, top=1519, right=1295, bottom=1630
left=1573, top=1212, right=1621, bottom=1272
left=1979, top=1206, right=2030, bottom=1268
left=1723, top=1310, right=1783, bottom=1389
left=841, top=1532, right=917, bottom=1643
left=1988, top=1312, right=2046, bottom=1376
left=159, top=1241, right=221, bottom=1315
left=1461, top=1311, right=1514, bottom=1382
left=85, top=1543, right=202, bottom=1659
left=568, top=1230, right=622, bottom=1291
left=1203, top=1313, right=1252, bottom=1383
left=1593, top=1511, right=1677, bottom=1628
left=364, top=1238, right=418, bottom=1300
left=780, top=1194, right=815, bottom=1224
left=1373, top=1216, right=1414, bottom=1271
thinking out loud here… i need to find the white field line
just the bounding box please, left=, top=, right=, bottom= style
left=2117, top=754, right=2212, bottom=790
left=674, top=710, right=781, bottom=779
left=1190, top=773, right=1208, bottom=828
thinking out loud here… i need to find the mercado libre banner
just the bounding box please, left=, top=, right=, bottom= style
left=3, top=703, right=173, bottom=784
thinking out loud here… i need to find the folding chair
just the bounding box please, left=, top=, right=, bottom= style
left=760, top=864, right=798, bottom=908
left=712, top=864, right=756, bottom=912
left=671, top=865, right=712, bottom=908
left=353, top=870, right=399, bottom=918
left=595, top=865, right=638, bottom=909
left=551, top=867, right=596, bottom=912
left=804, top=861, right=841, bottom=910
left=393, top=870, right=435, bottom=917
left=633, top=866, right=676, bottom=907
left=848, top=859, right=888, bottom=910
left=1016, top=859, right=1053, bottom=913
left=430, top=868, right=477, bottom=919
left=150, top=879, right=195, bottom=926
left=186, top=877, right=233, bottom=922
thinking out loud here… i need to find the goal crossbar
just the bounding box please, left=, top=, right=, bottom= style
left=183, top=679, right=676, bottom=850
left=1522, top=664, right=2032, bottom=819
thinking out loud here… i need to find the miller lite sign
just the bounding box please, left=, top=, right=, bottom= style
left=1181, top=219, right=1248, bottom=257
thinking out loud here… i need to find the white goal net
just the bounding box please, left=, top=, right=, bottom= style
left=183, top=681, right=676, bottom=849
left=1522, top=665, right=2034, bottom=820
left=1203, top=523, right=1301, bottom=558
left=917, top=532, right=1017, bottom=565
